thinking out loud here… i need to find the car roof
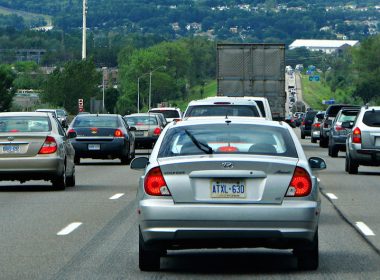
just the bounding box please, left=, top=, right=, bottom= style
left=125, top=113, right=159, bottom=117
left=36, top=109, right=57, bottom=112
left=75, top=114, right=120, bottom=117
left=188, top=97, right=259, bottom=106
left=149, top=107, right=180, bottom=111
left=172, top=117, right=285, bottom=128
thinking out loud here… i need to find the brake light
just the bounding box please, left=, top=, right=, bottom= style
left=39, top=136, right=57, bottom=154
left=334, top=124, right=344, bottom=131
left=213, top=102, right=231, bottom=105
left=144, top=167, right=171, bottom=196
left=90, top=127, right=98, bottom=132
left=302, top=121, right=305, bottom=125
left=352, top=127, right=361, bottom=143
left=153, top=127, right=161, bottom=135
left=313, top=123, right=321, bottom=128
left=286, top=167, right=312, bottom=197
left=218, top=146, right=238, bottom=152
left=114, top=129, right=124, bottom=137
left=68, top=129, right=76, bottom=134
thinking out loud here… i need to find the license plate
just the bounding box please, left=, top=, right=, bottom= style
left=135, top=131, right=144, bottom=136
left=88, top=144, right=100, bottom=150
left=2, top=145, right=20, bottom=153
left=210, top=179, right=246, bottom=199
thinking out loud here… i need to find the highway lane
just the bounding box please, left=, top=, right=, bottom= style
left=0, top=145, right=379, bottom=279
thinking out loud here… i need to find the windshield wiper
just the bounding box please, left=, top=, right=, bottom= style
left=184, top=129, right=213, bottom=154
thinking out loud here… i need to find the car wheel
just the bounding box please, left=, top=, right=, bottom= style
left=52, top=166, right=66, bottom=190
left=345, top=152, right=349, bottom=172
left=311, top=137, right=317, bottom=143
left=66, top=167, right=76, bottom=187
left=295, top=230, right=319, bottom=270
left=301, top=131, right=305, bottom=139
left=347, top=153, right=359, bottom=174
left=331, top=145, right=339, bottom=158
left=120, top=155, right=131, bottom=165
left=74, top=156, right=80, bottom=165
left=320, top=137, right=328, bottom=148
left=139, top=228, right=161, bottom=271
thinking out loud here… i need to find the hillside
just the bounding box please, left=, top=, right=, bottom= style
left=0, top=0, right=378, bottom=43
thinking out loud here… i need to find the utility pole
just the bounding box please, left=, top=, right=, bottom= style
left=82, top=0, right=87, bottom=60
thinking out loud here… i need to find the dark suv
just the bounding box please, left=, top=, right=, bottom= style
left=319, top=104, right=361, bottom=148
left=300, top=110, right=317, bottom=139
left=328, top=108, right=360, bottom=157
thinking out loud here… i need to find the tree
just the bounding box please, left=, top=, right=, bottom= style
left=42, top=59, right=101, bottom=113
left=0, top=65, right=15, bottom=112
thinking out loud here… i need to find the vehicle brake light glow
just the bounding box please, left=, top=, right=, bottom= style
left=286, top=167, right=312, bottom=197
left=38, top=136, right=57, bottom=154
left=335, top=124, right=344, bottom=131
left=352, top=127, right=361, bottom=143
left=114, top=129, right=124, bottom=137
left=218, top=146, right=238, bottom=152
left=313, top=123, right=321, bottom=128
left=153, top=127, right=161, bottom=135
left=144, top=167, right=171, bottom=196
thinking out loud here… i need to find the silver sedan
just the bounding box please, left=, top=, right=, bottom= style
left=131, top=117, right=326, bottom=271
left=0, top=112, right=75, bottom=190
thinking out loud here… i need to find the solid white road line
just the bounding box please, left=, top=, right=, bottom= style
left=356, top=222, right=375, bottom=236
left=109, top=193, right=125, bottom=200
left=57, top=222, right=83, bottom=236
left=326, top=193, right=338, bottom=200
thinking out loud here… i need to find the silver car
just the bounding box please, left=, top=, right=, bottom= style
left=345, top=106, right=380, bottom=174
left=0, top=112, right=76, bottom=189
left=131, top=117, right=326, bottom=271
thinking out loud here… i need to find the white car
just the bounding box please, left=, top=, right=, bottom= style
left=148, top=107, right=182, bottom=123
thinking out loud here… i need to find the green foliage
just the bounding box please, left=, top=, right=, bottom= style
left=42, top=59, right=101, bottom=114
left=0, top=64, right=15, bottom=111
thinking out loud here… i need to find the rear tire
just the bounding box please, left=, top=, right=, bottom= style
left=311, top=137, right=317, bottom=143
left=52, top=166, right=66, bottom=190
left=347, top=153, right=359, bottom=174
left=74, top=156, right=80, bottom=165
left=320, top=136, right=328, bottom=148
left=330, top=145, right=339, bottom=157
left=139, top=229, right=161, bottom=271
left=295, top=231, right=319, bottom=270
left=301, top=131, right=305, bottom=139
left=66, top=167, right=76, bottom=187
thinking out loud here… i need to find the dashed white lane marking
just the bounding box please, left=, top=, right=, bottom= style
left=57, top=222, right=82, bottom=236
left=326, top=193, right=338, bottom=200
left=109, top=193, right=125, bottom=200
left=356, top=222, right=375, bottom=236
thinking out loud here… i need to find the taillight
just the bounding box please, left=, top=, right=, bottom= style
left=218, top=146, right=238, bottom=152
left=335, top=124, right=344, bottom=131
left=39, top=136, right=57, bottom=154
left=144, top=167, right=171, bottom=196
left=286, top=167, right=312, bottom=197
left=301, top=121, right=305, bottom=125
left=153, top=127, right=161, bottom=135
left=313, top=123, right=321, bottom=128
left=352, top=127, right=361, bottom=143
left=114, top=129, right=124, bottom=137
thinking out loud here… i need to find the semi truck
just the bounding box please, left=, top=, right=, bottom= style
left=216, top=43, right=286, bottom=120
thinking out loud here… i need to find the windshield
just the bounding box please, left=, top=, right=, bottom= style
left=186, top=105, right=261, bottom=117
left=149, top=110, right=180, bottom=119
left=73, top=116, right=119, bottom=128
left=0, top=116, right=51, bottom=132
left=158, top=123, right=297, bottom=158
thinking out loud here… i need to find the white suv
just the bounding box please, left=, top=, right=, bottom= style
left=148, top=107, right=182, bottom=123
left=183, top=97, right=263, bottom=119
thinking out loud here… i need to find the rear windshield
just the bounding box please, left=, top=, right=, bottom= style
left=186, top=105, right=260, bottom=117
left=305, top=111, right=317, bottom=121
left=150, top=110, right=179, bottom=119
left=337, top=111, right=359, bottom=122
left=73, top=116, right=119, bottom=128
left=254, top=101, right=266, bottom=117
left=158, top=124, right=297, bottom=158
left=362, top=110, right=380, bottom=127
left=0, top=116, right=51, bottom=132
left=125, top=116, right=158, bottom=126
left=56, top=110, right=66, bottom=117
left=327, top=105, right=359, bottom=117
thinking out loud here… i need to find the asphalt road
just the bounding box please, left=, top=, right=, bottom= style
left=0, top=142, right=379, bottom=279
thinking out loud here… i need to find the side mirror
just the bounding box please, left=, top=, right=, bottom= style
left=341, top=121, right=354, bottom=129
left=130, top=157, right=149, bottom=170
left=308, top=157, right=327, bottom=170
left=67, top=131, right=77, bottom=138
left=129, top=126, right=137, bottom=131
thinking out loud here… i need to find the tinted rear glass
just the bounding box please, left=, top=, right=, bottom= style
left=254, top=101, right=266, bottom=117
left=362, top=110, right=380, bottom=127
left=125, top=116, right=158, bottom=126
left=73, top=116, right=119, bottom=128
left=158, top=124, right=297, bottom=158
left=0, top=116, right=51, bottom=132
left=150, top=110, right=179, bottom=119
left=186, top=105, right=260, bottom=117
left=327, top=105, right=359, bottom=117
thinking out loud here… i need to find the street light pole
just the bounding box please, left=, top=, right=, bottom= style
left=148, top=65, right=166, bottom=110
left=102, top=67, right=107, bottom=113
left=137, top=77, right=141, bottom=113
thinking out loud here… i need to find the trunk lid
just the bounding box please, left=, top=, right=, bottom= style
left=0, top=133, right=50, bottom=157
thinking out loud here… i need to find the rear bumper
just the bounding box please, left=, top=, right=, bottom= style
left=139, top=199, right=320, bottom=248
left=311, top=130, right=320, bottom=139
left=349, top=144, right=380, bottom=165
left=135, top=136, right=158, bottom=148
left=0, top=157, right=63, bottom=181
left=71, top=139, right=127, bottom=159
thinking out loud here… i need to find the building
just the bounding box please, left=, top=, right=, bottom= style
left=289, top=39, right=359, bottom=54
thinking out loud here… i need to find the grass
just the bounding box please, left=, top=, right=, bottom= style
left=301, top=75, right=336, bottom=111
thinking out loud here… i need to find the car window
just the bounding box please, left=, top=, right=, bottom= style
left=158, top=124, right=297, bottom=158
left=125, top=116, right=158, bottom=126
left=254, top=101, right=266, bottom=117
left=73, top=116, right=119, bottom=128
left=362, top=110, right=380, bottom=127
left=338, top=111, right=358, bottom=122
left=54, top=118, right=66, bottom=136
left=186, top=105, right=260, bottom=117
left=0, top=116, right=51, bottom=132
left=150, top=110, right=180, bottom=119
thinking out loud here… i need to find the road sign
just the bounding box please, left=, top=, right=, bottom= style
left=314, top=75, right=320, bottom=82
left=78, top=99, right=84, bottom=112
left=322, top=98, right=335, bottom=105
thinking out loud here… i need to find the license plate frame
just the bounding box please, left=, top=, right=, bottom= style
left=2, top=145, right=20, bottom=153
left=210, top=179, right=247, bottom=199
left=134, top=131, right=144, bottom=137
left=88, top=144, right=100, bottom=151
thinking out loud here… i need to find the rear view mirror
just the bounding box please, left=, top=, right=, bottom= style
left=129, top=126, right=137, bottom=131
left=341, top=121, right=354, bottom=129
left=130, top=157, right=149, bottom=170
left=67, top=131, right=77, bottom=138
left=308, top=157, right=327, bottom=170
